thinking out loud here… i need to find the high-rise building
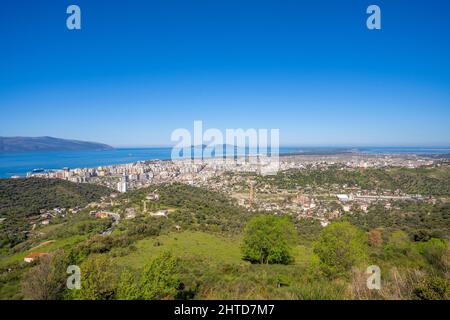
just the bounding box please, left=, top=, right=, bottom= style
left=117, top=173, right=128, bottom=193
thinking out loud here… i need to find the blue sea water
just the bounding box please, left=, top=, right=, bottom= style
left=0, top=148, right=173, bottom=178
left=0, top=146, right=449, bottom=178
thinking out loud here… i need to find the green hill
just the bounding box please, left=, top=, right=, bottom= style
left=0, top=178, right=112, bottom=248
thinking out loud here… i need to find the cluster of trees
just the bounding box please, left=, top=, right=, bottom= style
left=263, top=166, right=450, bottom=196
left=241, top=215, right=449, bottom=299
left=21, top=250, right=183, bottom=300
left=342, top=202, right=450, bottom=241
left=124, top=183, right=250, bottom=233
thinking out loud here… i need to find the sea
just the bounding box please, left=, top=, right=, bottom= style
left=0, top=146, right=449, bottom=178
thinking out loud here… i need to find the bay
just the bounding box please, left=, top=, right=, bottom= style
left=0, top=146, right=449, bottom=178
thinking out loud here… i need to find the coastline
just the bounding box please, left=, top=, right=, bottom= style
left=1, top=146, right=449, bottom=179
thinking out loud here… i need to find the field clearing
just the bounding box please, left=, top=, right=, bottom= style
left=115, top=231, right=314, bottom=269
left=115, top=231, right=243, bottom=268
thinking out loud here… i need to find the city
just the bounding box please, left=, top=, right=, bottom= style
left=24, top=152, right=444, bottom=229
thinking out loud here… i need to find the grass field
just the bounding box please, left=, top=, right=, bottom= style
left=115, top=231, right=244, bottom=268
left=115, top=231, right=314, bottom=269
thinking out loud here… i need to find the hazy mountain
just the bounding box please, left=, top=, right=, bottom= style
left=0, top=136, right=114, bottom=153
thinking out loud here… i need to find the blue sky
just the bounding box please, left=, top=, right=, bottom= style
left=0, top=0, right=449, bottom=147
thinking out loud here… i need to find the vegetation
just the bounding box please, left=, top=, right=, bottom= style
left=74, top=254, right=117, bottom=300
left=341, top=202, right=450, bottom=241
left=123, top=183, right=247, bottom=233
left=139, top=252, right=182, bottom=299
left=242, top=215, right=296, bottom=264
left=0, top=178, right=111, bottom=248
left=21, top=250, right=68, bottom=300
left=0, top=167, right=449, bottom=300
left=260, top=166, right=450, bottom=196
left=314, top=222, right=368, bottom=278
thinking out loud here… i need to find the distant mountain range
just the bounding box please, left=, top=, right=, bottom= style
left=0, top=137, right=114, bottom=153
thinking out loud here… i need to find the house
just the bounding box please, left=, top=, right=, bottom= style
left=125, top=208, right=136, bottom=219
left=150, top=210, right=168, bottom=217
left=95, top=212, right=109, bottom=219
left=24, top=252, right=49, bottom=263
left=146, top=193, right=160, bottom=201
left=40, top=212, right=54, bottom=219
left=342, top=205, right=351, bottom=212
left=336, top=194, right=350, bottom=202
left=319, top=219, right=330, bottom=227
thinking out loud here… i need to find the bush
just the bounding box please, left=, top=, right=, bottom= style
left=418, top=238, right=448, bottom=272
left=384, top=230, right=413, bottom=257
left=314, top=222, right=368, bottom=278
left=117, top=269, right=140, bottom=300
left=75, top=254, right=117, bottom=300
left=414, top=274, right=450, bottom=300
left=140, top=252, right=182, bottom=300
left=368, top=229, right=383, bottom=247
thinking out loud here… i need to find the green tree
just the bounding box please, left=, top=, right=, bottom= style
left=314, top=222, right=368, bottom=278
left=140, top=252, right=181, bottom=300
left=76, top=254, right=117, bottom=300
left=21, top=250, right=68, bottom=300
left=117, top=269, right=140, bottom=300
left=241, top=215, right=297, bottom=264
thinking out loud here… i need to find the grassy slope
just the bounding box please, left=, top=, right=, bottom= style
left=0, top=235, right=87, bottom=268
left=115, top=231, right=313, bottom=269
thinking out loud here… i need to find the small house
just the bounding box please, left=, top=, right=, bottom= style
left=24, top=252, right=49, bottom=263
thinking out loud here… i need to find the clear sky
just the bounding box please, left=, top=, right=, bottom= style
left=0, top=0, right=449, bottom=147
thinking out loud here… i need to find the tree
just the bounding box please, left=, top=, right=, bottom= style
left=21, top=250, right=68, bottom=300
left=140, top=252, right=181, bottom=300
left=368, top=229, right=383, bottom=247
left=314, top=222, right=368, bottom=278
left=75, top=254, right=117, bottom=300
left=117, top=269, right=140, bottom=300
left=241, top=215, right=297, bottom=264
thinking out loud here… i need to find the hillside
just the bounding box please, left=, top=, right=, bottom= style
left=0, top=178, right=112, bottom=248
left=0, top=180, right=448, bottom=300
left=264, top=166, right=450, bottom=196
left=0, top=136, right=113, bottom=153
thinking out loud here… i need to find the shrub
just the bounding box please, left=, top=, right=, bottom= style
left=116, top=269, right=140, bottom=300
left=418, top=238, right=448, bottom=272
left=75, top=254, right=117, bottom=300
left=140, top=252, right=182, bottom=300
left=414, top=274, right=450, bottom=300
left=314, top=222, right=368, bottom=278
